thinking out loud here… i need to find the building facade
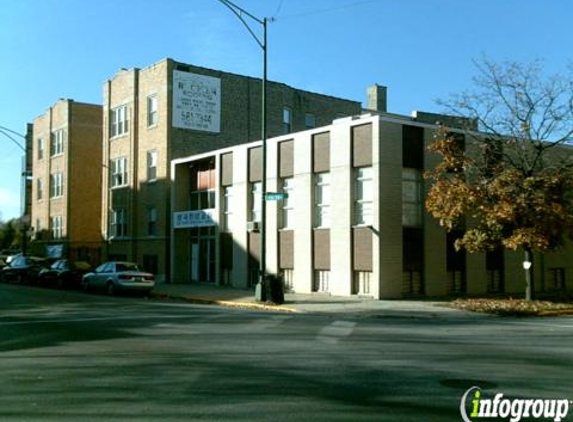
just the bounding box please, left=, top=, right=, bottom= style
left=31, top=99, right=103, bottom=263
left=171, top=113, right=573, bottom=298
left=102, top=58, right=363, bottom=281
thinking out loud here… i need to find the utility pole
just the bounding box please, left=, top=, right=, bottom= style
left=216, top=0, right=269, bottom=302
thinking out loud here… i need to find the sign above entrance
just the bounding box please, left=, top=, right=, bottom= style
left=172, top=70, right=221, bottom=133
left=173, top=209, right=216, bottom=229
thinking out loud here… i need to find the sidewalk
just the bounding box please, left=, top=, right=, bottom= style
left=150, top=282, right=478, bottom=319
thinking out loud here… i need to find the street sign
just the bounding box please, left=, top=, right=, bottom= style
left=265, top=192, right=288, bottom=201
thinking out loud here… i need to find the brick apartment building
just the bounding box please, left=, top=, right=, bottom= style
left=31, top=99, right=102, bottom=263
left=102, top=58, right=364, bottom=281
left=171, top=113, right=573, bottom=298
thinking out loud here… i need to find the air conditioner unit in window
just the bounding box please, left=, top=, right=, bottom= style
left=247, top=221, right=260, bottom=232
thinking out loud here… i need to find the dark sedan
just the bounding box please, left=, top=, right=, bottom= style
left=1, top=256, right=49, bottom=284
left=38, top=260, right=93, bottom=289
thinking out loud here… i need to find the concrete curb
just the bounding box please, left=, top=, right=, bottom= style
left=150, top=292, right=299, bottom=313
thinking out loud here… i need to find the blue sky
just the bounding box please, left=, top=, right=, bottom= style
left=0, top=0, right=571, bottom=221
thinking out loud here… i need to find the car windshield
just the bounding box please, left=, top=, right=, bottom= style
left=115, top=263, right=139, bottom=272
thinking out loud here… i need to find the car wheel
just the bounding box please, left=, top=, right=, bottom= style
left=16, top=274, right=24, bottom=284
left=82, top=281, right=91, bottom=293
left=106, top=282, right=116, bottom=296
left=56, top=278, right=64, bottom=289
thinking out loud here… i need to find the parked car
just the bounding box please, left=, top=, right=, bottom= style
left=38, top=260, right=93, bottom=289
left=82, top=261, right=155, bottom=295
left=1, top=256, right=49, bottom=284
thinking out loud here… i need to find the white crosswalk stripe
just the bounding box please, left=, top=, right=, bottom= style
left=316, top=320, right=357, bottom=344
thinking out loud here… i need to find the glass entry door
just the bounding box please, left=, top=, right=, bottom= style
left=190, top=237, right=215, bottom=283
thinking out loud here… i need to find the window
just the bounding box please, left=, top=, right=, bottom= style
left=49, top=173, right=63, bottom=198
left=37, top=178, right=43, bottom=200
left=314, top=270, right=330, bottom=292
left=50, top=130, right=64, bottom=156
left=223, top=186, right=234, bottom=232
left=111, top=208, right=128, bottom=238
left=282, top=107, right=292, bottom=134
left=147, top=206, right=158, bottom=236
left=110, top=105, right=129, bottom=137
left=314, top=173, right=330, bottom=228
left=111, top=157, right=128, bottom=188
left=402, top=168, right=423, bottom=227
left=37, top=138, right=44, bottom=160
left=353, top=271, right=372, bottom=295
left=36, top=218, right=42, bottom=232
left=147, top=150, right=157, bottom=181
left=147, top=95, right=158, bottom=127
left=250, top=181, right=262, bottom=223
left=281, top=177, right=294, bottom=229
left=354, top=167, right=373, bottom=226
left=50, top=216, right=63, bottom=239
left=305, top=113, right=316, bottom=129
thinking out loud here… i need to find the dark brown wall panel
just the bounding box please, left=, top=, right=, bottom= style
left=402, top=125, right=424, bottom=169
left=279, top=140, right=294, bottom=178
left=249, top=147, right=262, bottom=182
left=312, top=132, right=330, bottom=173
left=220, top=232, right=233, bottom=269
left=279, top=230, right=294, bottom=269
left=249, top=232, right=260, bottom=262
left=353, top=227, right=373, bottom=271
left=221, top=152, right=233, bottom=186
left=313, top=229, right=330, bottom=270
left=352, top=123, right=373, bottom=167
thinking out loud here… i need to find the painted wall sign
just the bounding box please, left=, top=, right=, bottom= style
left=172, top=70, right=221, bottom=133
left=173, top=209, right=216, bottom=229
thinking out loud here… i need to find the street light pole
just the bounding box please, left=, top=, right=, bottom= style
left=216, top=1, right=268, bottom=301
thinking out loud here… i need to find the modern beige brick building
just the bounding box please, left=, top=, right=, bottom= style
left=171, top=113, right=573, bottom=298
left=102, top=58, right=363, bottom=281
left=31, top=99, right=103, bottom=263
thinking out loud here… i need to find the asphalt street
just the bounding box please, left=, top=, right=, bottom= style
left=0, top=283, right=572, bottom=422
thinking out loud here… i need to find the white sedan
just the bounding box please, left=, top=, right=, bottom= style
left=82, top=261, right=155, bottom=295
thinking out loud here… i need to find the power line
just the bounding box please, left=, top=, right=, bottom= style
left=271, top=0, right=378, bottom=21
left=0, top=128, right=25, bottom=152
left=0, top=125, right=25, bottom=139
left=271, top=0, right=284, bottom=19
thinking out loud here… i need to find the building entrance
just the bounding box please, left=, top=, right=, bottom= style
left=190, top=233, right=215, bottom=283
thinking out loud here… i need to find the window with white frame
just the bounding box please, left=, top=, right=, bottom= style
left=37, top=178, right=43, bottom=201
left=147, top=150, right=157, bottom=181
left=147, top=95, right=158, bottom=127
left=305, top=113, right=316, bottom=129
left=36, top=218, right=42, bottom=233
left=250, top=181, right=262, bottom=223
left=402, top=168, right=423, bottom=227
left=50, top=215, right=63, bottom=239
left=111, top=157, right=128, bottom=188
left=147, top=206, right=158, bottom=236
left=110, top=105, right=129, bottom=137
left=223, top=186, right=234, bottom=232
left=314, top=173, right=330, bottom=228
left=37, top=138, right=44, bottom=160
left=282, top=107, right=292, bottom=134
left=49, top=173, right=63, bottom=198
left=354, top=167, right=373, bottom=226
left=50, top=130, right=64, bottom=156
left=281, top=177, right=294, bottom=229
left=111, top=208, right=128, bottom=238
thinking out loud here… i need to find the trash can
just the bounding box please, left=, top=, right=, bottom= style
left=265, top=274, right=284, bottom=305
